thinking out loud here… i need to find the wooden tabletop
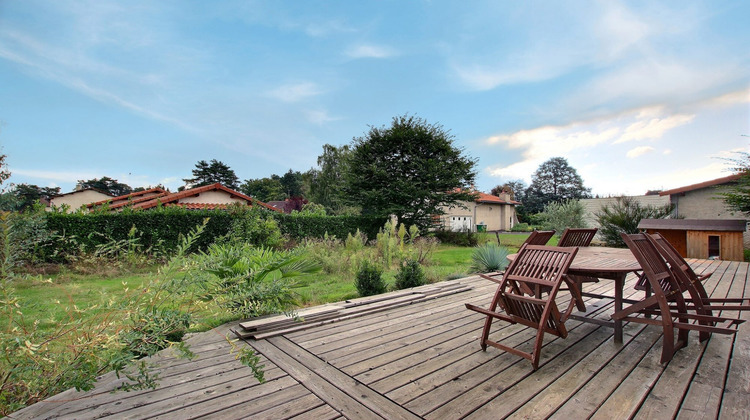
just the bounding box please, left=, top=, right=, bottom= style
left=509, top=246, right=640, bottom=277
left=567, top=246, right=640, bottom=274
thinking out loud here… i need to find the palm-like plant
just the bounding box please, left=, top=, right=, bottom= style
left=196, top=243, right=321, bottom=318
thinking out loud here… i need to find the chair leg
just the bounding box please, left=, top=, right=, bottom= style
left=480, top=315, right=491, bottom=351
left=661, top=320, right=675, bottom=364
left=531, top=326, right=545, bottom=371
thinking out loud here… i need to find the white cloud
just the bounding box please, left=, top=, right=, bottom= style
left=10, top=168, right=98, bottom=184
left=615, top=112, right=695, bottom=143
left=626, top=146, right=655, bottom=158
left=305, top=109, right=340, bottom=125
left=267, top=82, right=324, bottom=102
left=346, top=44, right=397, bottom=59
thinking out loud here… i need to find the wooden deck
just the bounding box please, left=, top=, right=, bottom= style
left=9, top=258, right=750, bottom=419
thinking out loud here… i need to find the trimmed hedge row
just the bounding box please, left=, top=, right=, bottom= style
left=45, top=208, right=234, bottom=253
left=43, top=208, right=387, bottom=255
left=274, top=213, right=387, bottom=241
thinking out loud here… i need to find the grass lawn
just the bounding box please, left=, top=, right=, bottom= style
left=11, top=232, right=537, bottom=334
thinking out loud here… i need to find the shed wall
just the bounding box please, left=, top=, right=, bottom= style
left=686, top=230, right=744, bottom=261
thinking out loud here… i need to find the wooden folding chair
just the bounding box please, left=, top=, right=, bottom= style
left=558, top=228, right=599, bottom=311
left=558, top=228, right=598, bottom=247
left=616, top=233, right=743, bottom=363
left=465, top=244, right=578, bottom=370
left=523, top=229, right=556, bottom=246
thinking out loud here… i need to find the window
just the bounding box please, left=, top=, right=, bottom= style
left=708, top=235, right=720, bottom=259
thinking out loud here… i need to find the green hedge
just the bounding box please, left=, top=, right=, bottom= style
left=43, top=208, right=387, bottom=257
left=273, top=213, right=387, bottom=241
left=45, top=207, right=234, bottom=253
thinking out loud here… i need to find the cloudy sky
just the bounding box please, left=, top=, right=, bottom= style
left=1, top=0, right=748, bottom=197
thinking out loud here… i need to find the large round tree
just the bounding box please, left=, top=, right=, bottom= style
left=344, top=115, right=477, bottom=231
left=523, top=157, right=591, bottom=214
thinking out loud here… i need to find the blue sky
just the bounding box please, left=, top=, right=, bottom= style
left=1, top=0, right=748, bottom=197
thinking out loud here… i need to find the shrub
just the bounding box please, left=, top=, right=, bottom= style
left=121, top=308, right=191, bottom=359
left=394, top=259, right=427, bottom=290
left=223, top=208, right=283, bottom=248
left=355, top=260, right=386, bottom=297
left=192, top=243, right=320, bottom=319
left=511, top=223, right=531, bottom=232
left=540, top=199, right=586, bottom=233
left=274, top=213, right=387, bottom=241
left=470, top=243, right=511, bottom=273
left=433, top=230, right=478, bottom=247
left=595, top=196, right=675, bottom=247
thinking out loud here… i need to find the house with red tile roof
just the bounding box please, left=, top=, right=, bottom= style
left=86, top=187, right=170, bottom=211
left=87, top=183, right=281, bottom=213
left=49, top=188, right=113, bottom=212
left=441, top=190, right=520, bottom=232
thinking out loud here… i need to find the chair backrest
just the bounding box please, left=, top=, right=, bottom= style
left=649, top=233, right=699, bottom=283
left=621, top=233, right=678, bottom=295
left=558, top=228, right=598, bottom=247
left=523, top=230, right=556, bottom=246
left=647, top=233, right=710, bottom=301
left=499, top=244, right=577, bottom=334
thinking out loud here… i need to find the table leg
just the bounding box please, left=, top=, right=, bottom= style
left=614, top=274, right=624, bottom=344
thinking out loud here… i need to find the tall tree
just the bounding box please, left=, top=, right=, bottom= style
left=13, top=184, right=60, bottom=210
left=523, top=157, right=591, bottom=214
left=77, top=176, right=133, bottom=196
left=183, top=159, right=239, bottom=189
left=490, top=179, right=526, bottom=201
left=719, top=151, right=750, bottom=215
left=307, top=144, right=351, bottom=211
left=0, top=153, right=10, bottom=186
left=239, top=177, right=286, bottom=202
left=280, top=169, right=304, bottom=198
left=344, top=115, right=477, bottom=231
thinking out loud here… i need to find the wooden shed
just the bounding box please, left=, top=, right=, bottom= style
left=638, top=219, right=747, bottom=261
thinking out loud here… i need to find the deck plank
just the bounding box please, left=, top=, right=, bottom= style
left=9, top=259, right=750, bottom=420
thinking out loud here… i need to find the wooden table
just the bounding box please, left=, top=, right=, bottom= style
left=509, top=247, right=641, bottom=343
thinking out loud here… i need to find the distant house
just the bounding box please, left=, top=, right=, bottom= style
left=49, top=188, right=113, bottom=212
left=87, top=183, right=281, bottom=213
left=86, top=187, right=170, bottom=211
left=441, top=191, right=520, bottom=232
left=659, top=174, right=749, bottom=247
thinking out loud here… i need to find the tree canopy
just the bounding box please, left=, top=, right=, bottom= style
left=307, top=144, right=351, bottom=212
left=77, top=176, right=132, bottom=196
left=183, top=159, right=239, bottom=189
left=523, top=157, right=591, bottom=214
left=719, top=151, right=750, bottom=215
left=239, top=176, right=286, bottom=202
left=344, top=115, right=477, bottom=231
left=14, top=184, right=60, bottom=210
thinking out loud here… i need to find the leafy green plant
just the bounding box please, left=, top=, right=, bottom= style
left=223, top=207, right=283, bottom=248
left=511, top=222, right=531, bottom=232
left=0, top=220, right=209, bottom=416
left=394, top=259, right=426, bottom=289
left=355, top=260, right=386, bottom=297
left=540, top=199, right=586, bottom=233
left=433, top=230, right=479, bottom=247
left=595, top=196, right=675, bottom=247
left=470, top=243, right=511, bottom=273
left=193, top=243, right=320, bottom=319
